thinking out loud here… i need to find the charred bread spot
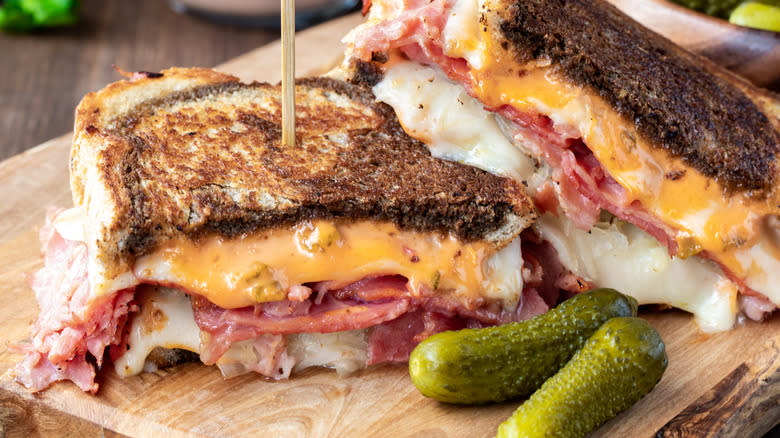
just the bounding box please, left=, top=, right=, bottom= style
left=139, top=71, right=164, bottom=79
left=146, top=347, right=199, bottom=369
left=236, top=111, right=281, bottom=141
left=347, top=59, right=386, bottom=88
left=371, top=52, right=389, bottom=64
left=497, top=0, right=779, bottom=195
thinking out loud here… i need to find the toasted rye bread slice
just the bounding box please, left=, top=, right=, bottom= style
left=491, top=0, right=780, bottom=196
left=71, top=67, right=535, bottom=292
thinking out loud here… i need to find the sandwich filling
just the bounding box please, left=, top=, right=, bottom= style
left=344, top=0, right=780, bottom=328
left=17, top=207, right=578, bottom=393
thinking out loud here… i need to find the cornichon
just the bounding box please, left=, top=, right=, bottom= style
left=408, top=288, right=638, bottom=404
left=496, top=317, right=668, bottom=438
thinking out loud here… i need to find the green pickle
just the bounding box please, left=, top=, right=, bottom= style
left=729, top=2, right=780, bottom=32
left=408, top=288, right=638, bottom=404
left=496, top=317, right=668, bottom=438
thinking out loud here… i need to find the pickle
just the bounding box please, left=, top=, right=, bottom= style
left=408, top=288, right=638, bottom=404
left=729, top=2, right=780, bottom=32
left=496, top=317, right=667, bottom=438
left=296, top=221, right=341, bottom=252
left=242, top=262, right=285, bottom=302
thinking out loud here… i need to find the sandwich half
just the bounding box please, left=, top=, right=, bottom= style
left=343, top=0, right=780, bottom=331
left=15, top=67, right=581, bottom=393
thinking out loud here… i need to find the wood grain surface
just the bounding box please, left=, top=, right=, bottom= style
left=1, top=4, right=779, bottom=438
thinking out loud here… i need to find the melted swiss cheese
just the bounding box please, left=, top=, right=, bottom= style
left=113, top=286, right=201, bottom=377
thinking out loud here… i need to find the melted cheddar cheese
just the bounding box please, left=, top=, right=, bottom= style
left=134, top=220, right=524, bottom=309
left=468, top=62, right=772, bottom=266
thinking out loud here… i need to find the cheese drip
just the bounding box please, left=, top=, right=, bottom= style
left=534, top=213, right=737, bottom=332
left=113, top=286, right=201, bottom=377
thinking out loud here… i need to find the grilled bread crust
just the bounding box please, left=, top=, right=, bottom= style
left=492, top=0, right=780, bottom=196
left=72, top=68, right=534, bottom=282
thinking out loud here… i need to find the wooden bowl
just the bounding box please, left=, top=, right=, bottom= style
left=606, top=0, right=780, bottom=91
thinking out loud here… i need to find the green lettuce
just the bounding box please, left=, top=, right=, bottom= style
left=0, top=0, right=79, bottom=32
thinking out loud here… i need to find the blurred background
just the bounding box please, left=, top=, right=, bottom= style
left=0, top=0, right=359, bottom=162
left=0, top=0, right=778, bottom=162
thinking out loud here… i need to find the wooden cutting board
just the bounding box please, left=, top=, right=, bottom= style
left=1, top=9, right=779, bottom=438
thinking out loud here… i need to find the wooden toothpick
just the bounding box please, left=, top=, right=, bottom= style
left=281, top=0, right=296, bottom=148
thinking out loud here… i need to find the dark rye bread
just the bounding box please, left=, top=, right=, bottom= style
left=71, top=68, right=534, bottom=278
left=493, top=0, right=779, bottom=195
